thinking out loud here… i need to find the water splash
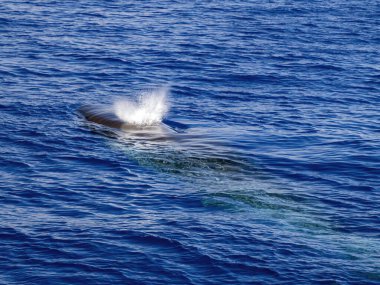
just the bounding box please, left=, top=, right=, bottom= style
left=114, top=87, right=170, bottom=126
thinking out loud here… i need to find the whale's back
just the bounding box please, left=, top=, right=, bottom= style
left=79, top=105, right=125, bottom=129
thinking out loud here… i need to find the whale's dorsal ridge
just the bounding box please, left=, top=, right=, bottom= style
left=79, top=104, right=124, bottom=129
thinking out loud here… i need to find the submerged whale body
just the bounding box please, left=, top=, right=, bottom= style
left=78, top=105, right=251, bottom=175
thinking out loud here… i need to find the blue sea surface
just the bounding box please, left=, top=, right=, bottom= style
left=1, top=0, right=379, bottom=284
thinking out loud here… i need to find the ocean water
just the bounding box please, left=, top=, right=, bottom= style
left=1, top=0, right=379, bottom=284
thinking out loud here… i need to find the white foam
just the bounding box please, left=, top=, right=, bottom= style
left=114, top=87, right=170, bottom=126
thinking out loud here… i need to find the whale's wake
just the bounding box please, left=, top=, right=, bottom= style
left=114, top=87, right=170, bottom=126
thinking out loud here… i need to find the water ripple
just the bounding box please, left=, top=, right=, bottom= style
left=1, top=0, right=379, bottom=284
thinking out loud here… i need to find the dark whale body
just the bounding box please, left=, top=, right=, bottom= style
left=79, top=105, right=188, bottom=133
left=79, top=105, right=125, bottom=129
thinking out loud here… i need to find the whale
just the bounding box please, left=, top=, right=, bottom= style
left=79, top=105, right=125, bottom=129
left=78, top=104, right=253, bottom=176
left=78, top=105, right=188, bottom=135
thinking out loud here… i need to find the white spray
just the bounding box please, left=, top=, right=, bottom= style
left=114, top=87, right=170, bottom=126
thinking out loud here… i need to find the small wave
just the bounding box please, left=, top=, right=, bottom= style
left=114, top=87, right=170, bottom=126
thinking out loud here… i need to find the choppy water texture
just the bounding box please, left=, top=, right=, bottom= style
left=1, top=0, right=379, bottom=284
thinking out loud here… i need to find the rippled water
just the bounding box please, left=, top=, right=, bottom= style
left=1, top=0, right=379, bottom=284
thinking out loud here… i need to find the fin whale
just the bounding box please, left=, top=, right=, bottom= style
left=78, top=105, right=188, bottom=133
left=79, top=105, right=127, bottom=129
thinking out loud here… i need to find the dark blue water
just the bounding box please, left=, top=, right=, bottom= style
left=1, top=1, right=379, bottom=284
